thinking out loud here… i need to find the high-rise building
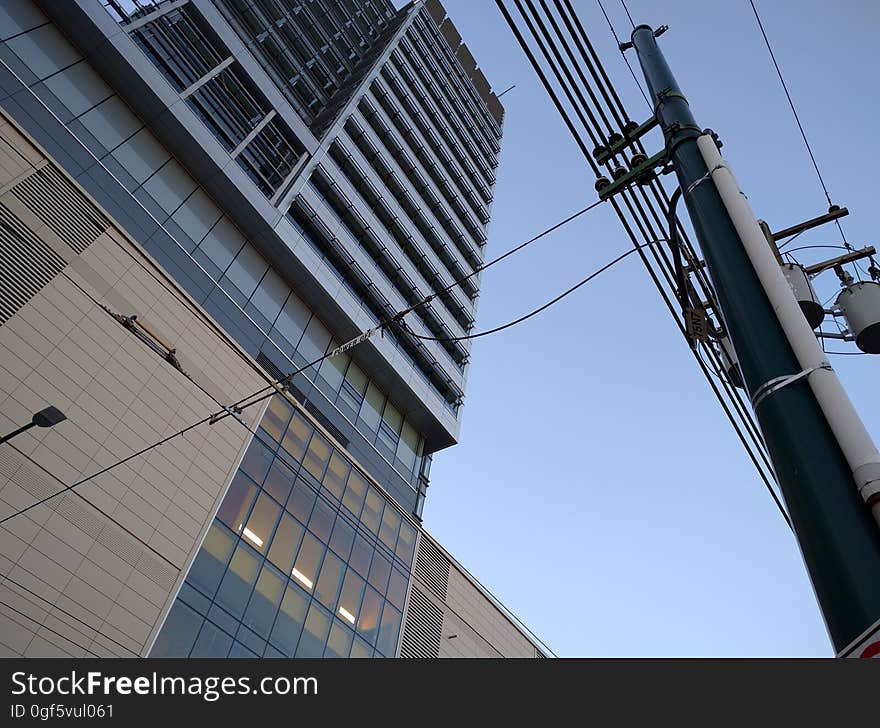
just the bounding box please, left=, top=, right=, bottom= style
left=0, top=0, right=546, bottom=658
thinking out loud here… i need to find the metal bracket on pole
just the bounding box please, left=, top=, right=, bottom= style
left=593, top=116, right=659, bottom=165
left=595, top=149, right=668, bottom=199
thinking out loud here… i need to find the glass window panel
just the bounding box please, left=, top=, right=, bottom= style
left=8, top=24, right=80, bottom=80
left=270, top=584, right=308, bottom=656
left=324, top=621, right=353, bottom=658
left=322, top=452, right=350, bottom=500
left=314, top=551, right=344, bottom=610
left=308, top=497, right=335, bottom=541
left=302, top=431, right=331, bottom=480
left=187, top=523, right=235, bottom=598
left=379, top=506, right=401, bottom=552
left=295, top=603, right=332, bottom=657
left=274, top=293, right=311, bottom=350
left=376, top=603, right=402, bottom=657
left=286, top=478, right=317, bottom=524
left=236, top=624, right=266, bottom=657
left=216, top=472, right=258, bottom=533
left=263, top=457, right=295, bottom=506
left=298, top=316, right=331, bottom=362
left=149, top=600, right=202, bottom=657
left=356, top=587, right=383, bottom=646
left=395, top=521, right=417, bottom=566
left=111, top=127, right=170, bottom=185
left=224, top=243, right=268, bottom=299
left=190, top=619, right=232, bottom=657
left=281, top=413, right=312, bottom=462
left=349, top=535, right=372, bottom=578
left=239, top=438, right=274, bottom=485
left=341, top=470, right=368, bottom=518
left=318, top=348, right=348, bottom=392
left=396, top=421, right=419, bottom=472
left=329, top=515, right=355, bottom=560
left=262, top=396, right=293, bottom=443
left=78, top=95, right=141, bottom=151
left=1, top=2, right=51, bottom=41
left=250, top=269, right=289, bottom=324
left=43, top=60, right=111, bottom=118
left=267, top=512, right=305, bottom=574
left=242, top=493, right=280, bottom=552
left=358, top=382, right=384, bottom=432
left=344, top=362, right=368, bottom=396
left=171, top=187, right=221, bottom=245
left=291, top=531, right=325, bottom=592
left=243, top=563, right=285, bottom=638
left=228, top=641, right=258, bottom=658
left=215, top=543, right=261, bottom=619
left=141, top=159, right=197, bottom=215
left=349, top=637, right=372, bottom=658
left=367, top=550, right=391, bottom=594
left=386, top=568, right=408, bottom=611
left=381, top=401, right=403, bottom=434
left=337, top=569, right=365, bottom=627
left=360, top=488, right=383, bottom=535
left=197, top=216, right=245, bottom=273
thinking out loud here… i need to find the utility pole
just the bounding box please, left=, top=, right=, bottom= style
left=627, top=24, right=880, bottom=653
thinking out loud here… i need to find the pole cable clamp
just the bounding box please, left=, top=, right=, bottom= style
left=209, top=405, right=244, bottom=425
left=750, top=362, right=833, bottom=409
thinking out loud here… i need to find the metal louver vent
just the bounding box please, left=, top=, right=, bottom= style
left=399, top=585, right=443, bottom=658
left=414, top=536, right=450, bottom=601
left=0, top=202, right=67, bottom=325
left=10, top=165, right=108, bottom=254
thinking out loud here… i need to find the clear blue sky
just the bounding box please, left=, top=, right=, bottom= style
left=417, top=0, right=880, bottom=656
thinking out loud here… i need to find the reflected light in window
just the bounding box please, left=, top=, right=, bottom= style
left=242, top=527, right=263, bottom=548
left=291, top=567, right=314, bottom=590
left=338, top=606, right=356, bottom=624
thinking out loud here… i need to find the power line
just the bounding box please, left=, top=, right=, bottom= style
left=411, top=240, right=662, bottom=342
left=747, top=1, right=836, bottom=210
left=0, top=198, right=607, bottom=528
left=498, top=0, right=783, bottom=524
left=619, top=0, right=636, bottom=29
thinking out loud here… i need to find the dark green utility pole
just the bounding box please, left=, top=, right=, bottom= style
left=628, top=24, right=880, bottom=651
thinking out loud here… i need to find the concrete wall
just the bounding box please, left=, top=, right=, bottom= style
left=0, top=111, right=268, bottom=656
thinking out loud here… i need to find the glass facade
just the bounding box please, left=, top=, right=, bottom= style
left=151, top=394, right=416, bottom=658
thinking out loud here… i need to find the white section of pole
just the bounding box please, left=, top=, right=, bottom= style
left=697, top=135, right=880, bottom=526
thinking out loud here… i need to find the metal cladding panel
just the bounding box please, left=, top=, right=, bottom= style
left=424, top=0, right=447, bottom=24
left=439, top=17, right=462, bottom=50
left=455, top=43, right=477, bottom=75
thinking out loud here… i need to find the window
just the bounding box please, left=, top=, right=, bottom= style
left=267, top=513, right=304, bottom=574
left=197, top=216, right=245, bottom=273
left=155, top=398, right=419, bottom=659
left=216, top=472, right=257, bottom=533
left=111, top=128, right=170, bottom=186
left=224, top=243, right=268, bottom=300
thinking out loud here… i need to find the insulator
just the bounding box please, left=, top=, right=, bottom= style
left=611, top=166, right=627, bottom=180
left=594, top=176, right=611, bottom=191
left=630, top=153, right=648, bottom=168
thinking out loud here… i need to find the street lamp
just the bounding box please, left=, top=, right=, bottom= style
left=0, top=406, right=67, bottom=445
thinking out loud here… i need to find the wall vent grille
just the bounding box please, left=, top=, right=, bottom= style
left=10, top=165, right=108, bottom=254
left=399, top=584, right=443, bottom=658
left=0, top=202, right=67, bottom=325
left=414, top=536, right=450, bottom=601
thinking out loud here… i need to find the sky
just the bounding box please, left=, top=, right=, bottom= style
left=417, top=0, right=880, bottom=657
